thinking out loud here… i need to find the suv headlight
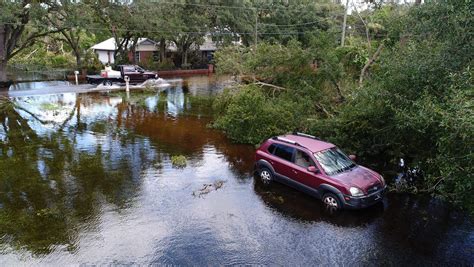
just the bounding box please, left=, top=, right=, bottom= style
left=350, top=187, right=364, bottom=197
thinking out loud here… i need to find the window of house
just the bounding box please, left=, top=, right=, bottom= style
left=134, top=51, right=140, bottom=63
left=153, top=51, right=160, bottom=62
left=273, top=144, right=294, bottom=162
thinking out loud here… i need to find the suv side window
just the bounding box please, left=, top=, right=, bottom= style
left=294, top=150, right=314, bottom=168
left=268, top=144, right=277, bottom=154
left=273, top=144, right=295, bottom=162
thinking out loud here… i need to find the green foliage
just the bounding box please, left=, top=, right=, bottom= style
left=157, top=58, right=176, bottom=70
left=310, top=0, right=474, bottom=211
left=213, top=37, right=354, bottom=145
left=10, top=47, right=76, bottom=69
left=213, top=86, right=298, bottom=144
left=213, top=0, right=473, bottom=211
left=433, top=69, right=473, bottom=210
left=210, top=0, right=341, bottom=46
left=83, top=50, right=103, bottom=73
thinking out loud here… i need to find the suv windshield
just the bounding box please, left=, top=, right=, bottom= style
left=313, top=147, right=356, bottom=175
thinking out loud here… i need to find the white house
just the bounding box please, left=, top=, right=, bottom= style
left=90, top=38, right=117, bottom=64
left=91, top=38, right=161, bottom=64
left=90, top=37, right=221, bottom=65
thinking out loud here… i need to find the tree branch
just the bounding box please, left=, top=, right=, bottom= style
left=9, top=28, right=65, bottom=59
left=254, top=81, right=287, bottom=91
left=359, top=43, right=384, bottom=86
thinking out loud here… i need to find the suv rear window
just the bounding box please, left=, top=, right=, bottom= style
left=272, top=144, right=294, bottom=161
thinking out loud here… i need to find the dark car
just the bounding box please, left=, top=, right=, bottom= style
left=255, top=133, right=386, bottom=210
left=119, top=65, right=158, bottom=84
left=86, top=65, right=158, bottom=85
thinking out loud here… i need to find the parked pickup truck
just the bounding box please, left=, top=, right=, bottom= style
left=86, top=65, right=159, bottom=85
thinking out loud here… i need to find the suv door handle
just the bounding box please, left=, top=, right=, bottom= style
left=292, top=170, right=298, bottom=174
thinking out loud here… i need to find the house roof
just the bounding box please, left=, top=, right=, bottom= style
left=91, top=38, right=158, bottom=51
left=91, top=36, right=223, bottom=52
left=91, top=38, right=116, bottom=51
left=137, top=38, right=157, bottom=46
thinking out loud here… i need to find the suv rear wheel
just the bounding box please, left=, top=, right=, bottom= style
left=259, top=167, right=273, bottom=186
left=322, top=193, right=342, bottom=211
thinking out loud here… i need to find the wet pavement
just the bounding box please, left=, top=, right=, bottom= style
left=3, top=79, right=175, bottom=97
left=0, top=76, right=472, bottom=265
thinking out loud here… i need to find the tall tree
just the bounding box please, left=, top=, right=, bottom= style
left=0, top=1, right=61, bottom=86
left=89, top=1, right=139, bottom=64
left=46, top=1, right=96, bottom=70
left=166, top=1, right=211, bottom=67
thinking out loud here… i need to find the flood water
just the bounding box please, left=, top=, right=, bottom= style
left=0, top=76, right=472, bottom=265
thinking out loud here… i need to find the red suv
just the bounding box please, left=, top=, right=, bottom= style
left=255, top=133, right=386, bottom=210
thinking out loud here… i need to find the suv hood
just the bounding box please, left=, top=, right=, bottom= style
left=331, top=165, right=382, bottom=194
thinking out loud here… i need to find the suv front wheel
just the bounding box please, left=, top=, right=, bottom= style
left=259, top=167, right=273, bottom=186
left=323, top=193, right=342, bottom=211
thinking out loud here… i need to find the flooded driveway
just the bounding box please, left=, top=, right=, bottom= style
left=0, top=76, right=472, bottom=265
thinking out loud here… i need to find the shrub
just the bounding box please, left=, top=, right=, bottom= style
left=213, top=85, right=298, bottom=145
left=157, top=58, right=176, bottom=70
left=171, top=155, right=187, bottom=168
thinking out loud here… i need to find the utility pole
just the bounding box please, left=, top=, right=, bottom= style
left=341, top=0, right=350, bottom=46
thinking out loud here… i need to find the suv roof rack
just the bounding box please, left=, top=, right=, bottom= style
left=272, top=136, right=302, bottom=147
left=293, top=132, right=320, bottom=140
left=272, top=136, right=301, bottom=146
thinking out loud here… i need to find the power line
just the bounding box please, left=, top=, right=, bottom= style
left=146, top=0, right=328, bottom=12
left=0, top=22, right=338, bottom=36
left=258, top=20, right=323, bottom=27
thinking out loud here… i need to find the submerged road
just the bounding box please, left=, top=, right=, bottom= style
left=1, top=79, right=176, bottom=97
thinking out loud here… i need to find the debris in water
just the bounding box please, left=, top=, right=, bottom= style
left=192, top=180, right=227, bottom=198
left=139, top=78, right=171, bottom=88
left=171, top=155, right=187, bottom=168
left=213, top=180, right=225, bottom=190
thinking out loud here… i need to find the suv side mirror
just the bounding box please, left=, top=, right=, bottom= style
left=349, top=154, right=356, bottom=161
left=307, top=166, right=319, bottom=173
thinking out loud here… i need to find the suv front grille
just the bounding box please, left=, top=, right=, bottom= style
left=367, top=183, right=382, bottom=194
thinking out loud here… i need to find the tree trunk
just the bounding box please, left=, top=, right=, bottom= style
left=131, top=46, right=136, bottom=64
left=74, top=49, right=82, bottom=70
left=0, top=60, right=9, bottom=89
left=182, top=47, right=188, bottom=67
left=0, top=24, right=8, bottom=85
left=160, top=38, right=166, bottom=62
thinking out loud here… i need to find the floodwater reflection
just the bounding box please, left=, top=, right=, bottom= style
left=0, top=77, right=472, bottom=265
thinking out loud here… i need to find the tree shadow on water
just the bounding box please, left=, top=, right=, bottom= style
left=0, top=97, right=152, bottom=255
